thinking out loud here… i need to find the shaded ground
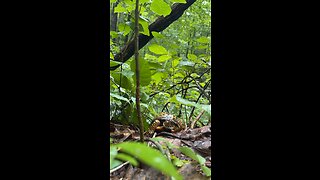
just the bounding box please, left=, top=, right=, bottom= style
left=110, top=123, right=211, bottom=179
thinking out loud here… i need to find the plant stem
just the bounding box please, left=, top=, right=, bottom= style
left=134, top=0, right=144, bottom=142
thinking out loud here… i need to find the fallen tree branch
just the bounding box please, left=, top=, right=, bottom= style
left=110, top=0, right=197, bottom=70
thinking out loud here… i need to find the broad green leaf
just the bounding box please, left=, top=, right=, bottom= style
left=145, top=53, right=157, bottom=60
left=110, top=93, right=130, bottom=103
left=110, top=31, right=118, bottom=38
left=158, top=55, right=171, bottom=62
left=118, top=23, right=131, bottom=36
left=110, top=72, right=133, bottom=90
left=197, top=36, right=210, bottom=44
left=110, top=0, right=117, bottom=3
left=130, top=57, right=151, bottom=87
left=116, top=142, right=183, bottom=180
left=114, top=4, right=126, bottom=13
left=148, top=44, right=168, bottom=55
left=110, top=53, right=114, bottom=60
left=139, top=19, right=150, bottom=36
left=172, top=57, right=182, bottom=68
left=140, top=0, right=149, bottom=3
left=152, top=72, right=163, bottom=84
left=150, top=0, right=172, bottom=16
left=116, top=153, right=138, bottom=166
left=151, top=31, right=164, bottom=38
left=187, top=54, right=197, bottom=61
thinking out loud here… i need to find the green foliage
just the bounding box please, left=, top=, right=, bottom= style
left=150, top=0, right=172, bottom=16
left=110, top=0, right=211, bottom=174
left=178, top=147, right=211, bottom=177
left=114, top=142, right=183, bottom=180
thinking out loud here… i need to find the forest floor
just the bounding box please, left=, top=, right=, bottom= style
left=110, top=123, right=211, bottom=180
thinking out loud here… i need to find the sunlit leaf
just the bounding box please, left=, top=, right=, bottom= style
left=114, top=4, right=126, bottom=13
left=148, top=44, right=168, bottom=55
left=197, top=36, right=210, bottom=44
left=158, top=55, right=171, bottom=62
left=150, top=0, right=172, bottom=16
left=118, top=23, right=131, bottom=36
left=139, top=19, right=150, bottom=36
left=152, top=31, right=164, bottom=38
left=187, top=54, right=197, bottom=61
left=152, top=72, right=164, bottom=84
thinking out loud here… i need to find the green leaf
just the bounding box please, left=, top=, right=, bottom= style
left=116, top=142, right=183, bottom=180
left=158, top=55, right=171, bottom=62
left=173, top=158, right=184, bottom=167
left=151, top=31, right=164, bottom=38
left=152, top=72, right=163, bottom=84
left=116, top=153, right=139, bottom=166
left=201, top=165, right=212, bottom=177
left=114, top=4, right=126, bottom=13
left=187, top=53, right=197, bottom=61
left=110, top=93, right=130, bottom=103
left=110, top=0, right=117, bottom=3
left=148, top=44, right=168, bottom=55
left=150, top=0, right=172, bottom=16
left=130, top=57, right=151, bottom=87
left=118, top=23, right=131, bottom=36
left=110, top=60, right=122, bottom=67
left=144, top=53, right=157, bottom=60
left=172, top=57, right=181, bottom=67
left=110, top=72, right=133, bottom=90
left=139, top=19, right=150, bottom=36
left=178, top=146, right=206, bottom=165
left=110, top=31, right=118, bottom=38
left=197, top=36, right=210, bottom=44
left=196, top=45, right=208, bottom=49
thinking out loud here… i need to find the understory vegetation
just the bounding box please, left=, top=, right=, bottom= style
left=110, top=0, right=211, bottom=179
